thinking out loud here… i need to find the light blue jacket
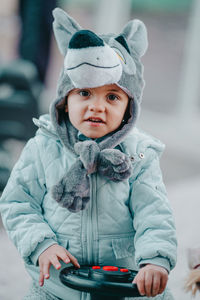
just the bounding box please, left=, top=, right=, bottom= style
left=0, top=115, right=177, bottom=299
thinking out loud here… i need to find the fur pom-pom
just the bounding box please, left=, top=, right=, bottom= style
left=68, top=196, right=90, bottom=212
left=51, top=159, right=90, bottom=212
left=51, top=178, right=65, bottom=203
left=98, top=149, right=132, bottom=181
left=51, top=142, right=132, bottom=212
left=74, top=140, right=100, bottom=173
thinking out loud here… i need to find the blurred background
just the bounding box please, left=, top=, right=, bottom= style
left=0, top=0, right=199, bottom=299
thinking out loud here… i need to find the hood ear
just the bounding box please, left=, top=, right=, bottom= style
left=121, top=19, right=148, bottom=57
left=53, top=8, right=82, bottom=56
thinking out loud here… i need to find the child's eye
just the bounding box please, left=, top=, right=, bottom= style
left=107, top=94, right=119, bottom=101
left=79, top=90, right=90, bottom=97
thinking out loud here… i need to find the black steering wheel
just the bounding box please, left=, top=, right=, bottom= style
left=60, top=265, right=143, bottom=300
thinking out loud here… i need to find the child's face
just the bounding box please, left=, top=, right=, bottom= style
left=65, top=84, right=129, bottom=139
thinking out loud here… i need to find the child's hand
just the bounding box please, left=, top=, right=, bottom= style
left=38, top=244, right=80, bottom=286
left=133, top=264, right=168, bottom=297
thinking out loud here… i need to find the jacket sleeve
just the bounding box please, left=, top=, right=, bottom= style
left=0, top=137, right=57, bottom=265
left=129, top=147, right=177, bottom=272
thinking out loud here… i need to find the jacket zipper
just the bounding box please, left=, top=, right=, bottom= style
left=81, top=173, right=98, bottom=266
left=86, top=173, right=98, bottom=265
left=92, top=173, right=98, bottom=264
left=86, top=175, right=93, bottom=264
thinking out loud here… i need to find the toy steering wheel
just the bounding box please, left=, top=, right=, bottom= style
left=60, top=265, right=143, bottom=300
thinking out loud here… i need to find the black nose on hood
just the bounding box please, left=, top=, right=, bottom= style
left=68, top=30, right=104, bottom=49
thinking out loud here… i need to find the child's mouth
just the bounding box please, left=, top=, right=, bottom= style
left=88, top=118, right=102, bottom=123
left=86, top=118, right=105, bottom=123
left=86, top=117, right=105, bottom=126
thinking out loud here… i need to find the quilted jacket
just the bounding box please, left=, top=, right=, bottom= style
left=0, top=114, right=177, bottom=299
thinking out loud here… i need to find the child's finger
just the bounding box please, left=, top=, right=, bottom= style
left=133, top=274, right=145, bottom=296
left=39, top=271, right=44, bottom=287
left=57, top=251, right=71, bottom=265
left=65, top=250, right=80, bottom=268
left=50, top=255, right=62, bottom=270
left=151, top=273, right=161, bottom=297
left=144, top=271, right=153, bottom=297
left=42, top=262, right=50, bottom=281
left=159, top=275, right=167, bottom=295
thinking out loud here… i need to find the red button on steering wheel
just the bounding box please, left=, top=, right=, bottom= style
left=120, top=268, right=129, bottom=272
left=103, top=266, right=119, bottom=271
left=92, top=266, right=101, bottom=270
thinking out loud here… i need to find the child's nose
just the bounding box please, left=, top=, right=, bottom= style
left=88, top=97, right=105, bottom=112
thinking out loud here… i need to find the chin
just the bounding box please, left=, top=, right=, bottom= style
left=88, top=134, right=103, bottom=139
left=84, top=132, right=105, bottom=139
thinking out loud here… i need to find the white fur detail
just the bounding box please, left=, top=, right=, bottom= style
left=64, top=44, right=122, bottom=87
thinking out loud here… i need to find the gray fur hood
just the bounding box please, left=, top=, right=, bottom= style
left=44, top=9, right=152, bottom=212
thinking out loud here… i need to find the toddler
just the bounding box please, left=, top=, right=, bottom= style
left=0, top=8, right=177, bottom=300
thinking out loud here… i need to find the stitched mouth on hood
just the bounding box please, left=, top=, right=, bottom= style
left=67, top=62, right=120, bottom=70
